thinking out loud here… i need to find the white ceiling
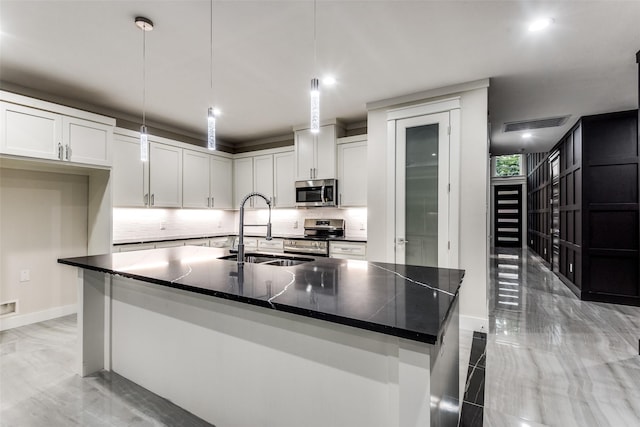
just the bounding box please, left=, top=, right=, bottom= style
left=1, top=1, right=639, bottom=155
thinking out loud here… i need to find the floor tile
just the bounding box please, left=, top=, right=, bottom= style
left=485, top=247, right=640, bottom=427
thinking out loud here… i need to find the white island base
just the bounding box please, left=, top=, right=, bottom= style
left=78, top=269, right=460, bottom=427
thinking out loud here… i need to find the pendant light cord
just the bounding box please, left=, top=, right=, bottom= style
left=313, top=0, right=317, bottom=71
left=142, top=27, right=146, bottom=126
left=210, top=0, right=214, bottom=102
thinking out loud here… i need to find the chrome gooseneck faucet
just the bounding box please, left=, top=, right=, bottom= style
left=237, top=192, right=272, bottom=265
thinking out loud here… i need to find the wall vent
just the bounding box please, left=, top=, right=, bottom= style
left=504, top=116, right=571, bottom=132
left=0, top=300, right=18, bottom=317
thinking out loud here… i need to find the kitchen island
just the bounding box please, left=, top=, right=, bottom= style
left=59, top=245, right=464, bottom=427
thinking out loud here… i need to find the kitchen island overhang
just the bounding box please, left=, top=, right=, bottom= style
left=59, top=246, right=464, bottom=427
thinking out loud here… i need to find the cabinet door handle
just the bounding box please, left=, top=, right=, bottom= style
left=314, top=168, right=317, bottom=179
left=211, top=197, right=214, bottom=208
left=151, top=194, right=155, bottom=206
left=144, top=193, right=149, bottom=206
left=272, top=196, right=276, bottom=207
left=58, top=143, right=64, bottom=160
left=65, top=145, right=71, bottom=160
left=310, top=168, right=313, bottom=179
left=339, top=193, right=342, bottom=206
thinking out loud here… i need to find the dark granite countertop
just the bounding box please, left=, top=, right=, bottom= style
left=59, top=246, right=463, bottom=345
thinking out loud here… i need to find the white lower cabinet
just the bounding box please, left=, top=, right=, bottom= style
left=329, top=241, right=367, bottom=260
left=257, top=238, right=284, bottom=253
left=116, top=243, right=156, bottom=252
left=154, top=240, right=185, bottom=249
left=209, top=236, right=232, bottom=248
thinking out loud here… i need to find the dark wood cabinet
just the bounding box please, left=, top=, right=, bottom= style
left=527, top=109, right=639, bottom=306
left=527, top=152, right=551, bottom=263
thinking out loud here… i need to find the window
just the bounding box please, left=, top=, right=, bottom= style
left=494, top=154, right=522, bottom=177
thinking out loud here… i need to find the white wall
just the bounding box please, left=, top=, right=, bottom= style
left=366, top=80, right=489, bottom=331
left=0, top=168, right=87, bottom=330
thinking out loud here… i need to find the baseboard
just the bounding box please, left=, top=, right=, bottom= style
left=0, top=304, right=77, bottom=331
left=460, top=314, right=488, bottom=333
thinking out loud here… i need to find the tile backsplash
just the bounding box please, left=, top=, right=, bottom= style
left=113, top=207, right=367, bottom=242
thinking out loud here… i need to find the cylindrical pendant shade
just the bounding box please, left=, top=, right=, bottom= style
left=310, top=78, right=320, bottom=133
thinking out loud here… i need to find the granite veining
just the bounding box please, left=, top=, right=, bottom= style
left=59, top=246, right=463, bottom=344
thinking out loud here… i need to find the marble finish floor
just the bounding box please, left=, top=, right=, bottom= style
left=484, top=247, right=640, bottom=426
left=0, top=315, right=212, bottom=426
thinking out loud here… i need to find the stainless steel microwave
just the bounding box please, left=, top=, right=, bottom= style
left=295, top=179, right=338, bottom=207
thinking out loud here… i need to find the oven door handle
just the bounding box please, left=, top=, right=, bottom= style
left=321, top=184, right=326, bottom=203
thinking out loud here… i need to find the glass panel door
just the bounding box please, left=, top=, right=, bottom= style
left=395, top=112, right=450, bottom=267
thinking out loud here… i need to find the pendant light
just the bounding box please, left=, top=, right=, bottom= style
left=135, top=16, right=153, bottom=162
left=207, top=0, right=218, bottom=150
left=310, top=0, right=320, bottom=133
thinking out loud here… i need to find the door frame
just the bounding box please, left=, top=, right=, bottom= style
left=386, top=98, right=461, bottom=268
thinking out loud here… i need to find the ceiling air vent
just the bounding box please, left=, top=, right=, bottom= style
left=504, top=115, right=570, bottom=132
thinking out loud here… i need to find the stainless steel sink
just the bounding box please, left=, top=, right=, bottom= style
left=217, top=253, right=314, bottom=267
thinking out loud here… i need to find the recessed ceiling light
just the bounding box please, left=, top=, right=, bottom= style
left=528, top=18, right=553, bottom=32
left=322, top=76, right=336, bottom=86
left=522, top=132, right=532, bottom=139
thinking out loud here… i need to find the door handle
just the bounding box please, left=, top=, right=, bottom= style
left=396, top=238, right=409, bottom=246
left=144, top=193, right=149, bottom=206
left=58, top=143, right=64, bottom=160
left=310, top=168, right=313, bottom=179
left=65, top=144, right=71, bottom=160
left=151, top=194, right=155, bottom=206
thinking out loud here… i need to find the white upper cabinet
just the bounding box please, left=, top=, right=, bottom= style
left=233, top=157, right=254, bottom=208
left=294, top=124, right=344, bottom=180
left=210, top=156, right=232, bottom=209
left=253, top=154, right=274, bottom=208
left=0, top=102, right=62, bottom=161
left=149, top=142, right=182, bottom=208
left=273, top=151, right=295, bottom=208
left=62, top=116, right=113, bottom=166
left=113, top=134, right=148, bottom=207
left=183, top=150, right=211, bottom=208
left=337, top=136, right=368, bottom=207
left=0, top=93, right=115, bottom=166
left=183, top=150, right=233, bottom=209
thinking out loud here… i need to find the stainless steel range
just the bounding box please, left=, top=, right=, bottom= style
left=283, top=219, right=345, bottom=257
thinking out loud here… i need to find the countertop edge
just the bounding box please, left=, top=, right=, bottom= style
left=59, top=257, right=443, bottom=345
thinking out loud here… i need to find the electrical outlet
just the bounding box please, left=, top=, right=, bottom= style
left=19, top=269, right=30, bottom=283
left=160, top=221, right=167, bottom=230
left=293, top=221, right=298, bottom=229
